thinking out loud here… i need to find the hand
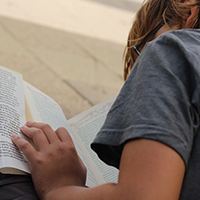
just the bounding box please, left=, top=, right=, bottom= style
left=11, top=121, right=87, bottom=199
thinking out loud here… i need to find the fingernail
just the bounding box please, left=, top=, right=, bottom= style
left=12, top=134, right=19, bottom=139
left=26, top=121, right=33, bottom=126
left=21, top=125, right=27, bottom=129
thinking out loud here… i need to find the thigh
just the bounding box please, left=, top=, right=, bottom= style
left=0, top=173, right=40, bottom=200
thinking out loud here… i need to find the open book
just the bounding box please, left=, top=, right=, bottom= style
left=0, top=65, right=118, bottom=187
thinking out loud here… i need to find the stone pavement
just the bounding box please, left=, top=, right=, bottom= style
left=0, top=0, right=142, bottom=119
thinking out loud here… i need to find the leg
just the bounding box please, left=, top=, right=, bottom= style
left=0, top=173, right=40, bottom=200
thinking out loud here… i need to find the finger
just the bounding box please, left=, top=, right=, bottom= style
left=55, top=127, right=73, bottom=142
left=11, top=134, right=37, bottom=162
left=26, top=121, right=58, bottom=144
left=21, top=126, right=49, bottom=151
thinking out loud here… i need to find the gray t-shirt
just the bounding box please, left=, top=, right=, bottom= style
left=91, top=29, right=200, bottom=199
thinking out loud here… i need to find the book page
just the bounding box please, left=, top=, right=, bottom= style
left=0, top=66, right=30, bottom=174
left=69, top=97, right=119, bottom=185
left=23, top=81, right=98, bottom=187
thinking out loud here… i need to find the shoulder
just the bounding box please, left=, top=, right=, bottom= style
left=142, top=29, right=200, bottom=61
left=133, top=29, right=200, bottom=86
left=150, top=29, right=200, bottom=48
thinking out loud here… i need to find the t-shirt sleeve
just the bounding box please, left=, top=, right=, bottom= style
left=91, top=33, right=199, bottom=169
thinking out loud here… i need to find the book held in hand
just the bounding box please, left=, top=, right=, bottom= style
left=0, top=65, right=118, bottom=187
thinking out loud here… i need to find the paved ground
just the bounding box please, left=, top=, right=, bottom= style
left=87, top=0, right=142, bottom=12
left=0, top=0, right=143, bottom=119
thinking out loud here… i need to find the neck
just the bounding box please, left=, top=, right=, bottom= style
left=154, top=25, right=170, bottom=38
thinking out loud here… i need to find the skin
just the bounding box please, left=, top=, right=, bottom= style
left=12, top=121, right=185, bottom=200
left=11, top=0, right=198, bottom=199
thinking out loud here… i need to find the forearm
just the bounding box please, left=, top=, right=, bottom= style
left=12, top=124, right=184, bottom=200
left=43, top=183, right=122, bottom=200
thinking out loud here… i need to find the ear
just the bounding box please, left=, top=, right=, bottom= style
left=179, top=0, right=198, bottom=27
left=185, top=5, right=198, bottom=27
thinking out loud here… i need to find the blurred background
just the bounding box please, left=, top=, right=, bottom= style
left=0, top=0, right=143, bottom=118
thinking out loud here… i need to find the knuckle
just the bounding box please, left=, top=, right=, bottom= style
left=55, top=143, right=65, bottom=152
left=55, top=142, right=76, bottom=154
left=20, top=141, right=30, bottom=150
left=34, top=129, right=43, bottom=136
left=34, top=156, right=43, bottom=165
left=41, top=123, right=51, bottom=130
left=49, top=142, right=65, bottom=156
left=56, top=127, right=68, bottom=133
left=67, top=142, right=77, bottom=154
left=57, top=127, right=65, bottom=131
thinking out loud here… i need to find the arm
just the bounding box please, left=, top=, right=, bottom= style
left=12, top=121, right=185, bottom=200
